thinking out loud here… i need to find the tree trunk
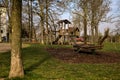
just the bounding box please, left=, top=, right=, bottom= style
left=95, top=25, right=98, bottom=42
left=45, top=0, right=49, bottom=44
left=0, top=12, right=2, bottom=42
left=40, top=15, right=44, bottom=44
left=30, top=0, right=33, bottom=40
left=98, top=28, right=109, bottom=45
left=91, top=9, right=95, bottom=43
left=28, top=0, right=31, bottom=42
left=91, top=27, right=94, bottom=43
left=41, top=11, right=44, bottom=44
left=38, top=0, right=45, bottom=44
left=83, top=13, right=87, bottom=44
left=9, top=0, right=24, bottom=78
left=28, top=0, right=33, bottom=42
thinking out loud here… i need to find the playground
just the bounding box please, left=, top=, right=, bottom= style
left=47, top=46, right=120, bottom=64
left=0, top=43, right=120, bottom=64
left=0, top=43, right=120, bottom=79
left=0, top=0, right=120, bottom=79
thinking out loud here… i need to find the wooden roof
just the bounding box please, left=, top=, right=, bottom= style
left=57, top=19, right=71, bottom=24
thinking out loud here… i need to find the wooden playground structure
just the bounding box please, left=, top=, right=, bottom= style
left=52, top=19, right=109, bottom=53
left=52, top=19, right=79, bottom=45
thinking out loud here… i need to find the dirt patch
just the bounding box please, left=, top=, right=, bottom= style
left=0, top=43, right=11, bottom=53
left=47, top=48, right=120, bottom=64
left=0, top=43, right=29, bottom=53
left=0, top=78, right=5, bottom=80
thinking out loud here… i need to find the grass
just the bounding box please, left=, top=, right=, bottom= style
left=0, top=43, right=120, bottom=80
left=102, top=42, right=120, bottom=53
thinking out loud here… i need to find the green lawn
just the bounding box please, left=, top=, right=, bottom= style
left=102, top=42, right=120, bottom=53
left=0, top=43, right=120, bottom=80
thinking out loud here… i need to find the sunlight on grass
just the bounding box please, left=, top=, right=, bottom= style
left=102, top=42, right=120, bottom=53
left=0, top=43, right=120, bottom=80
left=46, top=44, right=72, bottom=49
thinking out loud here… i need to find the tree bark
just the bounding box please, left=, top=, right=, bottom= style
left=27, top=0, right=33, bottom=42
left=83, top=11, right=87, bottom=44
left=0, top=12, right=2, bottom=42
left=38, top=0, right=45, bottom=44
left=95, top=25, right=98, bottom=42
left=45, top=0, right=49, bottom=44
left=98, top=28, right=109, bottom=45
left=9, top=0, right=24, bottom=78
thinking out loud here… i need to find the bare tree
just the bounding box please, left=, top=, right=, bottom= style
left=72, top=0, right=110, bottom=44
left=88, top=0, right=110, bottom=43
left=36, top=0, right=67, bottom=44
left=37, top=0, right=45, bottom=44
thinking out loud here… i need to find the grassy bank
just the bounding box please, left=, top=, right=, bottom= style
left=0, top=43, right=120, bottom=80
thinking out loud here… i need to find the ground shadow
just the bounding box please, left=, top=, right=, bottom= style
left=25, top=55, right=51, bottom=73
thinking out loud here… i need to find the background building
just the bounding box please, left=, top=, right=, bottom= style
left=0, top=4, right=7, bottom=42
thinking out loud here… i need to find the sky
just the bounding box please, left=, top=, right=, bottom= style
left=60, top=0, right=120, bottom=34
left=99, top=0, right=119, bottom=33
